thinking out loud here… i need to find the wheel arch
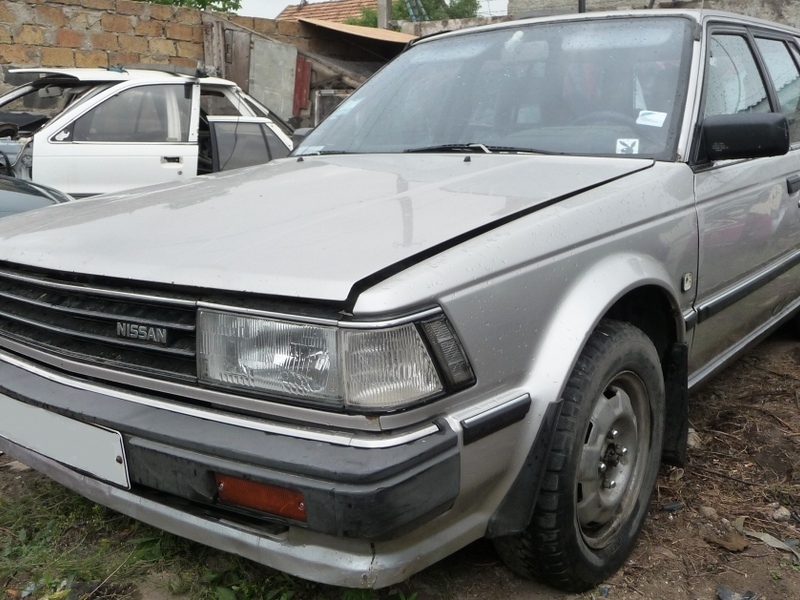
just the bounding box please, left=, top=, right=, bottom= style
left=604, top=285, right=688, bottom=467
left=488, top=255, right=689, bottom=538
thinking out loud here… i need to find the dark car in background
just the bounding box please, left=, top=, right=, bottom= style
left=0, top=175, right=71, bottom=216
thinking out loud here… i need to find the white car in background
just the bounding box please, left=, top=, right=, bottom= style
left=0, top=68, right=293, bottom=197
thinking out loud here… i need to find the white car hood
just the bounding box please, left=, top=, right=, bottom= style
left=0, top=154, right=652, bottom=302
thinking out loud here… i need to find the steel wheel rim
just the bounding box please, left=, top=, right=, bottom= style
left=576, top=370, right=651, bottom=549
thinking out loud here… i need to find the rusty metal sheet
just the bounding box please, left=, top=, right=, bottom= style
left=293, top=55, right=312, bottom=117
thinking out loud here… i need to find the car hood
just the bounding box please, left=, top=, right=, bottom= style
left=0, top=154, right=652, bottom=302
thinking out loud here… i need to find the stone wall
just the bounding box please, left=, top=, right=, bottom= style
left=0, top=0, right=206, bottom=75
left=0, top=1, right=396, bottom=94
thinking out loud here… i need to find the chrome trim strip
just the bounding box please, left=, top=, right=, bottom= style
left=339, top=306, right=443, bottom=329
left=0, top=268, right=196, bottom=307
left=0, top=348, right=437, bottom=448
left=0, top=270, right=441, bottom=329
left=694, top=249, right=800, bottom=324
left=0, top=335, right=380, bottom=429
left=689, top=293, right=800, bottom=390
left=461, top=394, right=531, bottom=445
left=198, top=302, right=443, bottom=329
left=461, top=394, right=531, bottom=429
left=0, top=308, right=195, bottom=358
left=0, top=289, right=195, bottom=331
left=683, top=309, right=697, bottom=331
left=197, top=302, right=339, bottom=326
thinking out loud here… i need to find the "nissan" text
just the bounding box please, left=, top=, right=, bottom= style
left=116, top=322, right=167, bottom=344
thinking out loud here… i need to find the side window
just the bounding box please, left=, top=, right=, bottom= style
left=212, top=122, right=272, bottom=171
left=265, top=128, right=290, bottom=159
left=704, top=34, right=770, bottom=117
left=71, top=85, right=190, bottom=143
left=200, top=89, right=243, bottom=116
left=756, top=37, right=800, bottom=143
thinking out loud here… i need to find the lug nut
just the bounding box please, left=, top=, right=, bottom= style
left=620, top=447, right=628, bottom=457
left=599, top=462, right=607, bottom=473
left=604, top=479, right=617, bottom=489
left=610, top=429, right=619, bottom=440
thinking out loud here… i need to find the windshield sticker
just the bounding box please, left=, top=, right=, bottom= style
left=616, top=139, right=639, bottom=155
left=636, top=110, right=668, bottom=127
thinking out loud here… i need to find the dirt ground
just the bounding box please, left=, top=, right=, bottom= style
left=3, top=325, right=800, bottom=600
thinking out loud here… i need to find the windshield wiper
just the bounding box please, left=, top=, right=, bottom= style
left=404, top=143, right=493, bottom=154
left=404, top=143, right=559, bottom=155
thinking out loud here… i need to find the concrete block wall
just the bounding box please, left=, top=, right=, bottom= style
left=511, top=0, right=642, bottom=13
left=509, top=0, right=800, bottom=28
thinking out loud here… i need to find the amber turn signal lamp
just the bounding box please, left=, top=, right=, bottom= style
left=214, top=473, right=307, bottom=522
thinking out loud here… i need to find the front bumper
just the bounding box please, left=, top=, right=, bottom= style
left=0, top=352, right=461, bottom=586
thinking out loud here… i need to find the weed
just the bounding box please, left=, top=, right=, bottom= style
left=763, top=483, right=800, bottom=507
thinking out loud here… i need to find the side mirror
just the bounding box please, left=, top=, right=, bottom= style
left=292, top=127, right=313, bottom=148
left=702, top=112, right=789, bottom=161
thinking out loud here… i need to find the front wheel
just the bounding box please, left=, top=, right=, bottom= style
left=495, top=319, right=665, bottom=592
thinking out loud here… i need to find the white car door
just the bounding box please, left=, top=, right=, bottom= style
left=33, top=83, right=199, bottom=197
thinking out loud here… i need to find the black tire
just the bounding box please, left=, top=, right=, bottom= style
left=495, top=319, right=665, bottom=592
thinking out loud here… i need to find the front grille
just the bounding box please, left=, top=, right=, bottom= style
left=0, top=267, right=197, bottom=381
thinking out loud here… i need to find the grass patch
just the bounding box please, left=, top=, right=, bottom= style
left=0, top=471, right=415, bottom=600
left=763, top=483, right=800, bottom=508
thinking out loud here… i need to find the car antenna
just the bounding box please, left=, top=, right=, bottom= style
left=107, top=65, right=128, bottom=73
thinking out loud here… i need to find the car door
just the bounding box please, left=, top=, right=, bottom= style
left=206, top=116, right=291, bottom=172
left=32, top=83, right=199, bottom=197
left=690, top=25, right=800, bottom=379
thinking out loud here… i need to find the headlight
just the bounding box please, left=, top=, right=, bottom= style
left=197, top=309, right=472, bottom=411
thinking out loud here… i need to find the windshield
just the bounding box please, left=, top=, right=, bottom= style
left=296, top=17, right=693, bottom=160
left=0, top=79, right=108, bottom=137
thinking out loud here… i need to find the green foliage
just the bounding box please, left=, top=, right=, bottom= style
left=139, top=0, right=243, bottom=13
left=345, top=7, right=379, bottom=28
left=346, top=0, right=479, bottom=27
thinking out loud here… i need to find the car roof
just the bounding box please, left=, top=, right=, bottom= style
left=9, top=67, right=238, bottom=88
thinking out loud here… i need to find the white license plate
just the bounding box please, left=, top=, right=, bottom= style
left=0, top=394, right=130, bottom=488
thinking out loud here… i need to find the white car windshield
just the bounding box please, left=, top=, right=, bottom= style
left=297, top=16, right=693, bottom=160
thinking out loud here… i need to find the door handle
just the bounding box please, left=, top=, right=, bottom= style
left=161, top=156, right=182, bottom=164
left=787, top=174, right=800, bottom=195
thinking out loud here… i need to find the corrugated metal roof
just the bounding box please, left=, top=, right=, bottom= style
left=277, top=0, right=377, bottom=23
left=299, top=18, right=416, bottom=44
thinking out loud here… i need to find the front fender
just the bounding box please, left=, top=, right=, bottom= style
left=528, top=252, right=685, bottom=407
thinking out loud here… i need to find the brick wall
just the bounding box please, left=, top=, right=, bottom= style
left=0, top=1, right=385, bottom=94
left=0, top=0, right=205, bottom=79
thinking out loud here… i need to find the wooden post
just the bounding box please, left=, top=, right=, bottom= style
left=378, top=0, right=391, bottom=29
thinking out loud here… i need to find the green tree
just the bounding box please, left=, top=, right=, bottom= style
left=140, top=0, right=243, bottom=12
left=346, top=0, right=479, bottom=27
